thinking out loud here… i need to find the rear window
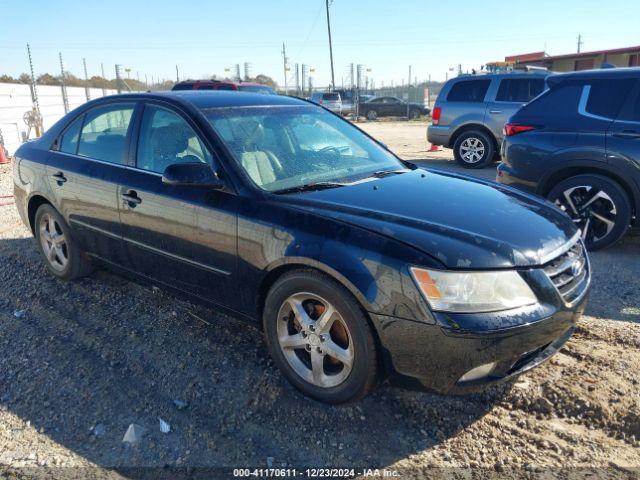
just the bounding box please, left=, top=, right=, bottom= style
left=446, top=79, right=491, bottom=102
left=584, top=79, right=635, bottom=119
left=172, top=83, right=194, bottom=91
left=496, top=78, right=545, bottom=103
left=323, top=93, right=340, bottom=101
left=618, top=87, right=640, bottom=122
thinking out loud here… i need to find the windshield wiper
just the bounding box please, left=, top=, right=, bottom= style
left=272, top=181, right=347, bottom=195
left=368, top=169, right=410, bottom=179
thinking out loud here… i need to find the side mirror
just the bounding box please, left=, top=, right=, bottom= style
left=162, top=162, right=224, bottom=189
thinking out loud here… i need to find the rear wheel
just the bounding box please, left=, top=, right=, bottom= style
left=34, top=204, right=93, bottom=280
left=263, top=270, right=378, bottom=403
left=547, top=174, right=631, bottom=250
left=409, top=109, right=421, bottom=120
left=453, top=130, right=495, bottom=168
left=366, top=110, right=378, bottom=121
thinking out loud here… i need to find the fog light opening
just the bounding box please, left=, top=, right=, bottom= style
left=458, top=362, right=498, bottom=383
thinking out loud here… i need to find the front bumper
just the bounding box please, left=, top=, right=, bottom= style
left=370, top=293, right=587, bottom=394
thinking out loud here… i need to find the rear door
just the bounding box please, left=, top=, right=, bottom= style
left=119, top=101, right=237, bottom=306
left=47, top=102, right=137, bottom=264
left=485, top=77, right=546, bottom=143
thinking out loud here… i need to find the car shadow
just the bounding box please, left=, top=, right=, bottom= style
left=0, top=236, right=506, bottom=474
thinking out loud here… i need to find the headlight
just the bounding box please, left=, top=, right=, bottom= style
left=410, top=267, right=537, bottom=313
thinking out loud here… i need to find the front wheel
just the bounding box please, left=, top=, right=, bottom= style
left=453, top=130, right=495, bottom=168
left=366, top=110, right=378, bottom=121
left=263, top=270, right=378, bottom=403
left=547, top=174, right=631, bottom=251
left=409, top=109, right=421, bottom=120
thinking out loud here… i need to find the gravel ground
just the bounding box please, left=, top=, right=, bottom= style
left=0, top=122, right=639, bottom=479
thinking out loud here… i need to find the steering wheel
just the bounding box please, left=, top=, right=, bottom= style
left=315, top=146, right=342, bottom=157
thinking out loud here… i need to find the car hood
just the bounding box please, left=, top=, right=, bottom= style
left=283, top=169, right=577, bottom=269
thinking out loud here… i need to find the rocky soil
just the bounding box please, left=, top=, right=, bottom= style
left=0, top=126, right=639, bottom=480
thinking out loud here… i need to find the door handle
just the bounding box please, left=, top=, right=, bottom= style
left=121, top=190, right=142, bottom=207
left=51, top=172, right=67, bottom=184
left=612, top=130, right=640, bottom=139
left=489, top=110, right=503, bottom=114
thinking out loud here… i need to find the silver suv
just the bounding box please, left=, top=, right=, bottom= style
left=310, top=91, right=342, bottom=114
left=427, top=71, right=548, bottom=168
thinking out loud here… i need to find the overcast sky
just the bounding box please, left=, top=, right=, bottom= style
left=2, top=0, right=638, bottom=87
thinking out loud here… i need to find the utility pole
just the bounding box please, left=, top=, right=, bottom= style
left=325, top=0, right=335, bottom=90
left=176, top=65, right=179, bottom=83
left=115, top=64, right=123, bottom=94
left=349, top=63, right=354, bottom=89
left=235, top=64, right=241, bottom=82
left=295, top=63, right=300, bottom=96
left=243, top=62, right=251, bottom=81
left=83, top=58, right=90, bottom=101
left=577, top=34, right=583, bottom=53
left=100, top=63, right=107, bottom=96
left=59, top=53, right=69, bottom=113
left=301, top=64, right=307, bottom=96
left=282, top=42, right=289, bottom=95
left=26, top=43, right=41, bottom=136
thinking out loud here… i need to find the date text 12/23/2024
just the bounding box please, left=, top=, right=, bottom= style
left=233, top=468, right=400, bottom=477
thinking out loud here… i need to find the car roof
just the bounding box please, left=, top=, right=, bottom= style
left=97, top=90, right=306, bottom=109
left=448, top=71, right=549, bottom=82
left=547, top=67, right=640, bottom=87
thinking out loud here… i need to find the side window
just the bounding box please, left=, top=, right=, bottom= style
left=496, top=78, right=545, bottom=103
left=584, top=79, right=636, bottom=119
left=446, top=80, right=491, bottom=102
left=59, top=115, right=84, bottom=154
left=520, top=83, right=583, bottom=121
left=77, top=104, right=134, bottom=164
left=137, top=105, right=212, bottom=174
left=618, top=85, right=640, bottom=122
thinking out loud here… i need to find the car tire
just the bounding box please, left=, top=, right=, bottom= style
left=409, top=109, right=421, bottom=120
left=547, top=174, right=632, bottom=251
left=34, top=204, right=93, bottom=280
left=366, top=110, right=378, bottom=121
left=263, top=269, right=378, bottom=404
left=453, top=130, right=495, bottom=168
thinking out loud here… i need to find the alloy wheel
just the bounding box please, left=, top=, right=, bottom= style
left=39, top=213, right=69, bottom=272
left=554, top=185, right=617, bottom=243
left=276, top=292, right=354, bottom=388
left=459, top=137, right=485, bottom=164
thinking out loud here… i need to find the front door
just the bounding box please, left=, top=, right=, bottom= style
left=119, top=102, right=237, bottom=307
left=607, top=79, right=640, bottom=184
left=46, top=102, right=137, bottom=265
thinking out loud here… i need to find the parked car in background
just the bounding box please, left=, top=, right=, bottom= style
left=332, top=89, right=375, bottom=115
left=172, top=80, right=276, bottom=94
left=499, top=67, right=640, bottom=250
left=360, top=96, right=430, bottom=120
left=428, top=71, right=548, bottom=168
left=14, top=91, right=589, bottom=403
left=310, top=91, right=342, bottom=114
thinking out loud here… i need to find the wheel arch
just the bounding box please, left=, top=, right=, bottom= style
left=257, top=258, right=373, bottom=325
left=540, top=166, right=638, bottom=223
left=449, top=123, right=497, bottom=151
left=27, top=194, right=54, bottom=235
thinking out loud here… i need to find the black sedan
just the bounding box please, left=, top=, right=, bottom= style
left=360, top=96, right=430, bottom=120
left=13, top=91, right=589, bottom=403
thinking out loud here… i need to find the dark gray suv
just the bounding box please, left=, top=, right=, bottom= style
left=428, top=71, right=548, bottom=168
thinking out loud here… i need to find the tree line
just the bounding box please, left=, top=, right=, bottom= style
left=0, top=72, right=278, bottom=91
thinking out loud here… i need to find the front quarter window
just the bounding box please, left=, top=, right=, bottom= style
left=203, top=105, right=403, bottom=192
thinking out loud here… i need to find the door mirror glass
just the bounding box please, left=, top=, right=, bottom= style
left=162, top=162, right=224, bottom=188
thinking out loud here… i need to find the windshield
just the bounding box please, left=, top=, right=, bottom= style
left=238, top=85, right=275, bottom=94
left=203, top=105, right=403, bottom=192
left=323, top=93, right=340, bottom=101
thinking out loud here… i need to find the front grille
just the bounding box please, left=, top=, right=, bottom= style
left=542, top=240, right=589, bottom=304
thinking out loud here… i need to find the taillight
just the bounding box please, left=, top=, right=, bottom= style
left=432, top=106, right=442, bottom=125
left=504, top=123, right=536, bottom=137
